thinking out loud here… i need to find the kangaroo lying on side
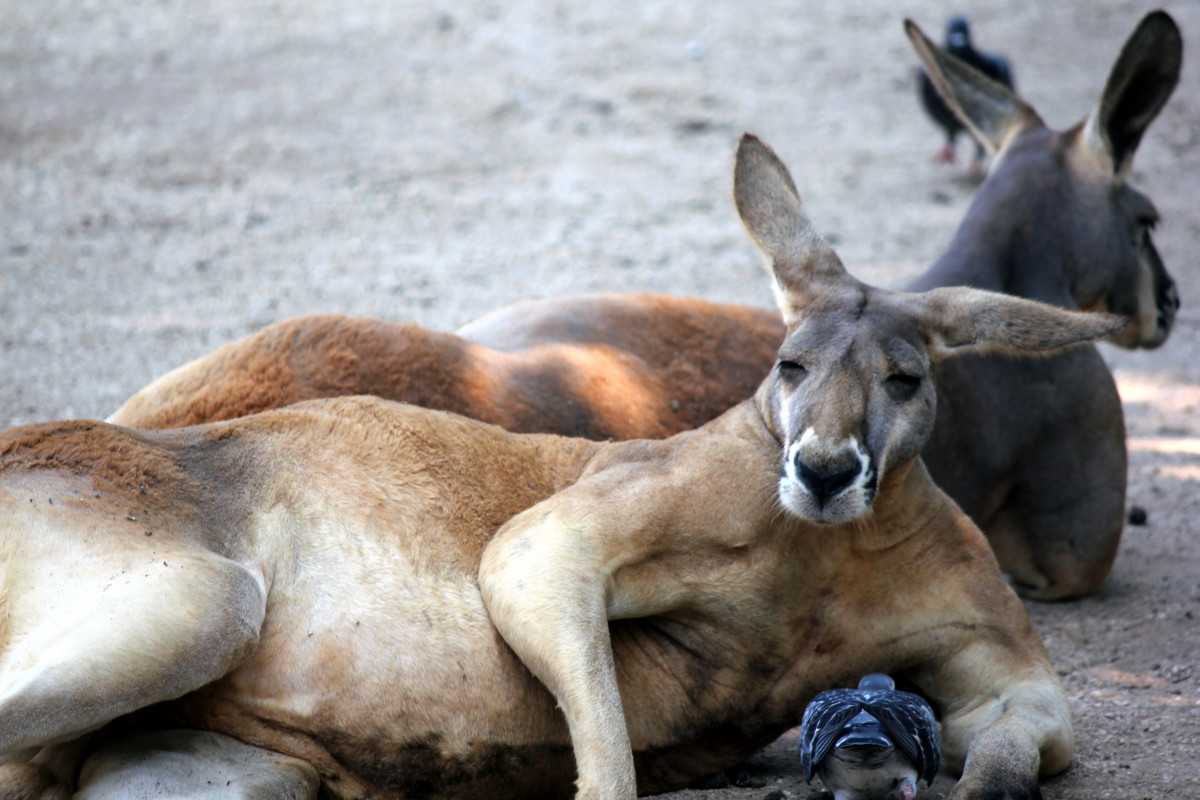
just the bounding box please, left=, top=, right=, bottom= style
left=0, top=135, right=1122, bottom=800
left=106, top=13, right=1181, bottom=601
left=107, top=295, right=785, bottom=440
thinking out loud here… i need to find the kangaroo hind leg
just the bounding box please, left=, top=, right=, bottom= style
left=0, top=503, right=266, bottom=758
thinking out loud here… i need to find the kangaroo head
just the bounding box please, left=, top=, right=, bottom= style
left=906, top=12, right=1183, bottom=349
left=734, top=134, right=1127, bottom=524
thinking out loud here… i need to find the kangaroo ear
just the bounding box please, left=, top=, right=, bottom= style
left=917, top=286, right=1129, bottom=359
left=905, top=18, right=1042, bottom=156
left=1081, top=10, right=1182, bottom=179
left=733, top=134, right=848, bottom=320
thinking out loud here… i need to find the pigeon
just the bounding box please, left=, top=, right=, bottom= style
left=798, top=674, right=940, bottom=800
left=917, top=15, right=1014, bottom=174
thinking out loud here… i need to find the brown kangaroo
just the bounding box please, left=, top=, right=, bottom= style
left=108, top=13, right=1181, bottom=602
left=106, top=296, right=785, bottom=440
left=0, top=135, right=1122, bottom=800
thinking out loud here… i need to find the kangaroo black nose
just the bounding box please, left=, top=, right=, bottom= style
left=795, top=460, right=861, bottom=501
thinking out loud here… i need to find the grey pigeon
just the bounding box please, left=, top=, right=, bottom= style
left=798, top=674, right=940, bottom=800
left=917, top=15, right=1014, bottom=174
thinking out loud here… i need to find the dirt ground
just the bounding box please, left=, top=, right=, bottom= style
left=2, top=2, right=1198, bottom=798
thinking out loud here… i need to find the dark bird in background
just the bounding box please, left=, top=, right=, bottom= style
left=798, top=674, right=941, bottom=800
left=918, top=15, right=1014, bottom=176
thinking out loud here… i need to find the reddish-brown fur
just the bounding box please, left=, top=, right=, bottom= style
left=109, top=298, right=785, bottom=440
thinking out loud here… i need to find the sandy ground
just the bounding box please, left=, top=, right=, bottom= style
left=2, top=2, right=1198, bottom=798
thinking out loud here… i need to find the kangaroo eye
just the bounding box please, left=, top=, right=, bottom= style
left=886, top=373, right=921, bottom=401
left=777, top=360, right=806, bottom=381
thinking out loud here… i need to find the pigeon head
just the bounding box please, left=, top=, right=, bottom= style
left=945, top=15, right=971, bottom=50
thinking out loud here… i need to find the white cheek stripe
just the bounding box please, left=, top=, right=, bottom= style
left=849, top=436, right=875, bottom=490
left=798, top=427, right=818, bottom=449
left=784, top=440, right=804, bottom=489
left=783, top=427, right=818, bottom=491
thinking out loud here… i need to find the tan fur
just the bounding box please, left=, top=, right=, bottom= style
left=0, top=135, right=1123, bottom=799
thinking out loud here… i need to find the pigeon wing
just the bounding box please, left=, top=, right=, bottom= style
left=864, top=692, right=942, bottom=785
left=962, top=44, right=1014, bottom=92
left=986, top=53, right=1014, bottom=91
left=798, top=689, right=864, bottom=781
left=918, top=68, right=963, bottom=135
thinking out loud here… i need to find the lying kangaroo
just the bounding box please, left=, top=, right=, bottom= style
left=106, top=13, right=1181, bottom=601
left=1, top=135, right=1121, bottom=800
left=106, top=295, right=785, bottom=440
